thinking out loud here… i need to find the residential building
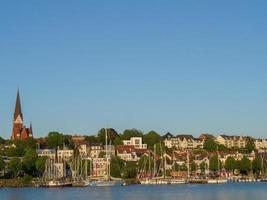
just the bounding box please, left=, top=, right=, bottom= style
left=90, top=144, right=103, bottom=158
left=116, top=145, right=138, bottom=161
left=116, top=145, right=147, bottom=161
left=57, top=149, right=74, bottom=162
left=78, top=143, right=89, bottom=157
left=177, top=135, right=204, bottom=149
left=255, top=139, right=267, bottom=150
left=122, top=137, right=147, bottom=149
left=92, top=158, right=108, bottom=178
left=163, top=133, right=179, bottom=149
left=163, top=133, right=204, bottom=149
left=36, top=149, right=56, bottom=160
left=199, top=133, right=215, bottom=141
left=216, top=135, right=247, bottom=149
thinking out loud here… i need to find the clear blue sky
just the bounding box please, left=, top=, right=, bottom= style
left=1, top=1, right=267, bottom=139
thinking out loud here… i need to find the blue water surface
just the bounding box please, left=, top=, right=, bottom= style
left=1, top=183, right=267, bottom=200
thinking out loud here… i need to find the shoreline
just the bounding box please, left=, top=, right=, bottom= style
left=1, top=179, right=266, bottom=188
left=0, top=179, right=33, bottom=188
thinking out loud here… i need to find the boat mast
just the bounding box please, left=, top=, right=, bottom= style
left=153, top=144, right=156, bottom=177
left=217, top=145, right=221, bottom=179
left=187, top=150, right=190, bottom=180
left=105, top=127, right=110, bottom=181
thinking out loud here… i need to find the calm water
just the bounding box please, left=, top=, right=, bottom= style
left=1, top=183, right=267, bottom=200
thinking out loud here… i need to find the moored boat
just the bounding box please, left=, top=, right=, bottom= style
left=207, top=179, right=228, bottom=184
left=90, top=180, right=116, bottom=187
left=40, top=180, right=72, bottom=188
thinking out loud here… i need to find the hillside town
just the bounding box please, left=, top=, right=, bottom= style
left=0, top=91, right=267, bottom=187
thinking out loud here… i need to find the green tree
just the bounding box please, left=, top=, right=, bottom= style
left=85, top=135, right=100, bottom=144
left=9, top=157, right=22, bottom=178
left=174, top=163, right=187, bottom=171
left=203, top=138, right=217, bottom=151
left=143, top=131, right=162, bottom=149
left=110, top=156, right=124, bottom=178
left=123, top=161, right=137, bottom=179
left=224, top=156, right=236, bottom=172
left=199, top=162, right=206, bottom=174
left=64, top=135, right=75, bottom=149
left=23, top=149, right=38, bottom=175
left=190, top=161, right=197, bottom=172
left=180, top=163, right=188, bottom=171
left=121, top=129, right=143, bottom=140
left=218, top=144, right=228, bottom=152
left=0, top=157, right=5, bottom=171
left=35, top=157, right=46, bottom=176
left=209, top=155, right=221, bottom=171
left=252, top=156, right=262, bottom=176
left=239, top=156, right=252, bottom=175
left=47, top=132, right=65, bottom=148
left=245, top=138, right=256, bottom=154
left=97, top=128, right=119, bottom=145
left=113, top=137, right=123, bottom=146
left=23, top=138, right=38, bottom=150
left=0, top=137, right=5, bottom=144
left=4, top=139, right=37, bottom=157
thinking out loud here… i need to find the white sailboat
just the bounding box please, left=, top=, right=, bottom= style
left=208, top=146, right=227, bottom=184
left=139, top=143, right=185, bottom=185
left=90, top=127, right=116, bottom=187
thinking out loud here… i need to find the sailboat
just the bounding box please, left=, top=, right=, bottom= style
left=72, top=156, right=91, bottom=187
left=139, top=143, right=185, bottom=185
left=90, top=127, right=116, bottom=187
left=259, top=154, right=267, bottom=182
left=40, top=157, right=73, bottom=188
left=139, top=144, right=164, bottom=184
left=208, top=146, right=227, bottom=184
left=186, top=150, right=207, bottom=184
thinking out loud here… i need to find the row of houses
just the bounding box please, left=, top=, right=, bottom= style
left=163, top=133, right=204, bottom=149
left=163, top=133, right=267, bottom=151
left=35, top=133, right=267, bottom=165
left=32, top=132, right=267, bottom=179
left=36, top=136, right=149, bottom=178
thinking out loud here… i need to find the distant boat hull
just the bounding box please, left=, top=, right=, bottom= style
left=41, top=180, right=73, bottom=188
left=90, top=180, right=116, bottom=187
left=72, top=180, right=91, bottom=187
left=208, top=179, right=228, bottom=184
left=140, top=178, right=185, bottom=185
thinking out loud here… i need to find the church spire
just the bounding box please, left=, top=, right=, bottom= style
left=14, top=89, right=23, bottom=121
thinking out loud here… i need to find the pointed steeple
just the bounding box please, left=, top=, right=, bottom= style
left=14, top=89, right=23, bottom=121
left=30, top=122, right=33, bottom=133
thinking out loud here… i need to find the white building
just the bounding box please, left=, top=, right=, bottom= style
left=90, top=145, right=103, bottom=158
left=116, top=145, right=147, bottom=161
left=163, top=133, right=204, bottom=149
left=92, top=158, right=109, bottom=178
left=77, top=143, right=90, bottom=157
left=36, top=149, right=56, bottom=160
left=122, top=137, right=147, bottom=149
left=255, top=139, right=267, bottom=150
left=216, top=135, right=246, bottom=149
left=57, top=149, right=74, bottom=162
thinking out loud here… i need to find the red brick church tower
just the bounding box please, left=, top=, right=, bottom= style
left=11, top=90, right=33, bottom=140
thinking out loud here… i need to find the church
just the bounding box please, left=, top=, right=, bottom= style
left=11, top=90, right=33, bottom=140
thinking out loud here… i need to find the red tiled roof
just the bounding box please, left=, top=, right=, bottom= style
left=116, top=145, right=135, bottom=154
